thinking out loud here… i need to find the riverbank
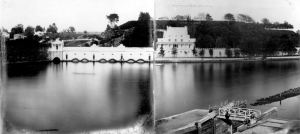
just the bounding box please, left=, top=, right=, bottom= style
left=154, top=56, right=300, bottom=63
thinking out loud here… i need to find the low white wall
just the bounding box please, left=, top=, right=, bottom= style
left=155, top=48, right=238, bottom=58
left=49, top=46, right=154, bottom=62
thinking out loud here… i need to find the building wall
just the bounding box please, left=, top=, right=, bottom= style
left=155, top=48, right=240, bottom=58
left=156, top=26, right=196, bottom=58
left=48, top=45, right=154, bottom=62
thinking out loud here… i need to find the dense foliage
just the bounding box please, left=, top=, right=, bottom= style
left=156, top=20, right=299, bottom=56
left=6, top=38, right=50, bottom=63
left=120, top=12, right=152, bottom=47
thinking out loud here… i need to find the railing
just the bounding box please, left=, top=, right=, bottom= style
left=217, top=107, right=261, bottom=121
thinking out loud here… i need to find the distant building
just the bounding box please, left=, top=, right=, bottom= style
left=34, top=31, right=45, bottom=37
left=158, top=17, right=169, bottom=20
left=13, top=34, right=26, bottom=40
left=156, top=26, right=196, bottom=57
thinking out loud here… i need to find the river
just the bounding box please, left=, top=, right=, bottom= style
left=155, top=60, right=300, bottom=120
left=3, top=62, right=152, bottom=133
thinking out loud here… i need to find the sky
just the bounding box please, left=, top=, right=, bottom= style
left=1, top=0, right=300, bottom=32
left=0, top=0, right=154, bottom=32
left=155, top=0, right=300, bottom=31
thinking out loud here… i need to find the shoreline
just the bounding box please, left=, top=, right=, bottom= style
left=154, top=56, right=300, bottom=63
left=4, top=55, right=300, bottom=64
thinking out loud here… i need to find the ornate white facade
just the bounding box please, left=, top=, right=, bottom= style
left=156, top=26, right=196, bottom=57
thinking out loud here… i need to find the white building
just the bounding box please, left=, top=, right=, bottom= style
left=156, top=26, right=196, bottom=57
left=49, top=39, right=154, bottom=62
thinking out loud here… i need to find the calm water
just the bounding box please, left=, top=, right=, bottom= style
left=4, top=62, right=152, bottom=132
left=155, top=60, right=300, bottom=120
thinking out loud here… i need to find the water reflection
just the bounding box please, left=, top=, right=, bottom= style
left=5, top=62, right=152, bottom=132
left=155, top=61, right=300, bottom=120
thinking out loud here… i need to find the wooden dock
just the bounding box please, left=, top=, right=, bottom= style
left=155, top=109, right=209, bottom=134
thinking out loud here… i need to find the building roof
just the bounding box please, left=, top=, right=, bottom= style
left=164, top=26, right=188, bottom=38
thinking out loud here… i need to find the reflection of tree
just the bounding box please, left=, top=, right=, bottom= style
left=6, top=62, right=49, bottom=78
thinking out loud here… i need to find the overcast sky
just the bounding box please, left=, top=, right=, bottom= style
left=155, top=0, right=300, bottom=31
left=1, top=0, right=300, bottom=32
left=0, top=0, right=154, bottom=32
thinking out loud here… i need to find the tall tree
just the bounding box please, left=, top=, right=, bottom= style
left=69, top=26, right=75, bottom=33
left=224, top=13, right=235, bottom=21
left=10, top=24, right=24, bottom=38
left=24, top=26, right=35, bottom=38
left=205, top=14, right=213, bottom=21
left=107, top=13, right=119, bottom=29
left=138, top=12, right=151, bottom=21
left=35, top=25, right=44, bottom=32
left=237, top=14, right=255, bottom=23
left=261, top=18, right=271, bottom=25
left=46, top=23, right=58, bottom=33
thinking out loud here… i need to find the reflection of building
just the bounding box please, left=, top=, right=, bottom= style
left=156, top=26, right=196, bottom=57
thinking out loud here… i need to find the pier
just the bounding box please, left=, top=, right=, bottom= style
left=155, top=102, right=287, bottom=134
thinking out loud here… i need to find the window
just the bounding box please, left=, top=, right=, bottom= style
left=56, top=45, right=58, bottom=50
left=181, top=39, right=183, bottom=42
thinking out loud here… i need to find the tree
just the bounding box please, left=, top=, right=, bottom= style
left=35, top=25, right=44, bottom=32
left=158, top=45, right=165, bottom=57
left=206, top=14, right=213, bottom=21
left=261, top=18, right=271, bottom=25
left=24, top=26, right=35, bottom=38
left=279, top=34, right=298, bottom=55
left=224, top=13, right=235, bottom=21
left=107, top=13, right=119, bottom=29
left=138, top=12, right=151, bottom=21
left=202, top=35, right=215, bottom=48
left=237, top=14, right=255, bottom=23
left=192, top=47, right=197, bottom=56
left=225, top=48, right=233, bottom=57
left=10, top=24, right=24, bottom=38
left=199, top=49, right=205, bottom=57
left=209, top=48, right=214, bottom=57
left=46, top=23, right=58, bottom=33
left=234, top=49, right=241, bottom=57
left=172, top=47, right=177, bottom=57
left=69, top=26, right=75, bottom=33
